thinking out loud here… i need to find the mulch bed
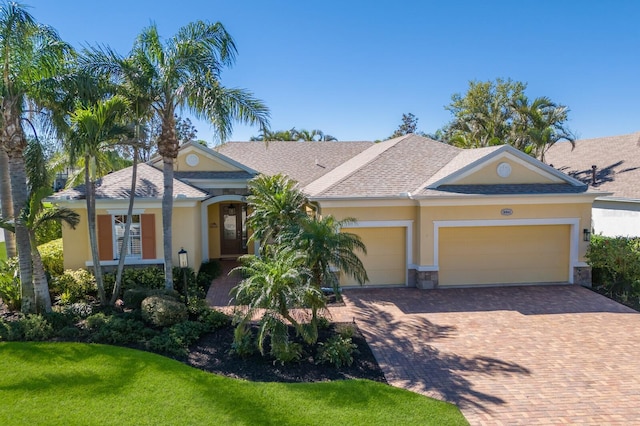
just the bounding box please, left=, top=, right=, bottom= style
left=186, top=322, right=387, bottom=383
left=589, top=285, right=640, bottom=312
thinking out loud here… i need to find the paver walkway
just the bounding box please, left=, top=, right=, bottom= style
left=342, top=285, right=640, bottom=425
left=206, top=270, right=640, bottom=424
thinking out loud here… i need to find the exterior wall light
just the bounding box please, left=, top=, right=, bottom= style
left=583, top=229, right=591, bottom=242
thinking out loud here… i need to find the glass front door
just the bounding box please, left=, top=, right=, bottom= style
left=220, top=203, right=247, bottom=255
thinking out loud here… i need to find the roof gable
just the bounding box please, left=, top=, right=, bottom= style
left=426, top=145, right=584, bottom=189
left=153, top=142, right=257, bottom=174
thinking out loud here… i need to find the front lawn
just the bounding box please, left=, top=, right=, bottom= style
left=0, top=342, right=467, bottom=425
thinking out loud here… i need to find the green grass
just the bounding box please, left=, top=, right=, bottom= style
left=0, top=342, right=467, bottom=425
left=0, top=241, right=5, bottom=260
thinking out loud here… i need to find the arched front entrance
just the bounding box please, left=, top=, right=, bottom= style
left=200, top=195, right=251, bottom=261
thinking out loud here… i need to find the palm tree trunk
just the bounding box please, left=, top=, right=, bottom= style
left=85, top=156, right=106, bottom=304
left=162, top=155, right=174, bottom=290
left=0, top=147, right=16, bottom=257
left=29, top=230, right=52, bottom=313
left=7, top=153, right=34, bottom=312
left=111, top=149, right=138, bottom=305
left=3, top=103, right=34, bottom=313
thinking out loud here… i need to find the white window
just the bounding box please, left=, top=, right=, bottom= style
left=113, top=215, right=142, bottom=259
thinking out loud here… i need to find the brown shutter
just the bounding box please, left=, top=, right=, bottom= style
left=141, top=214, right=156, bottom=259
left=97, top=215, right=113, bottom=261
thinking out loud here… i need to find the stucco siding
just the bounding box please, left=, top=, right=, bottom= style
left=340, top=227, right=405, bottom=286
left=455, top=159, right=559, bottom=185
left=439, top=225, right=570, bottom=286
left=175, top=151, right=240, bottom=172
left=592, top=201, right=640, bottom=237
left=62, top=209, right=89, bottom=270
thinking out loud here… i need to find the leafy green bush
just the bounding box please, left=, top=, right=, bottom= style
left=35, top=217, right=62, bottom=246
left=141, top=295, right=188, bottom=327
left=168, top=321, right=206, bottom=347
left=231, top=323, right=255, bottom=358
left=38, top=238, right=64, bottom=278
left=50, top=269, right=97, bottom=304
left=198, top=308, right=231, bottom=332
left=196, top=260, right=222, bottom=292
left=147, top=332, right=187, bottom=358
left=54, top=302, right=94, bottom=319
left=316, top=335, right=358, bottom=368
left=0, top=315, right=55, bottom=341
left=271, top=341, right=303, bottom=364
left=87, top=315, right=152, bottom=345
left=122, top=288, right=172, bottom=309
left=0, top=258, right=20, bottom=311
left=103, top=266, right=165, bottom=298
left=335, top=323, right=356, bottom=339
left=587, top=235, right=640, bottom=296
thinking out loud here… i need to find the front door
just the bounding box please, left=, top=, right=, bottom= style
left=220, top=203, right=247, bottom=256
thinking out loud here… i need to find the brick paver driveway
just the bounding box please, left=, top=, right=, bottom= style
left=342, top=285, right=640, bottom=425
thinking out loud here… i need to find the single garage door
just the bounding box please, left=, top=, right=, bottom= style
left=341, top=227, right=406, bottom=286
left=438, top=225, right=570, bottom=286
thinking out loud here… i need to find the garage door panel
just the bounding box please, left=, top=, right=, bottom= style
left=439, top=225, right=570, bottom=286
left=341, top=227, right=405, bottom=286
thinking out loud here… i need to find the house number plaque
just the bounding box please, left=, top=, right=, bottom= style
left=501, top=208, right=513, bottom=216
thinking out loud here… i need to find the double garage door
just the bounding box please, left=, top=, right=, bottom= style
left=438, top=225, right=570, bottom=286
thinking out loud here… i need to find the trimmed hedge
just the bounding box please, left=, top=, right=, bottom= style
left=587, top=235, right=640, bottom=296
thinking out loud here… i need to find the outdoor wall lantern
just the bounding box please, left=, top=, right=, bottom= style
left=583, top=228, right=591, bottom=242
left=178, top=247, right=188, bottom=268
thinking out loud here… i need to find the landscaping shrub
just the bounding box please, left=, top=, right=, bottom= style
left=103, top=266, right=165, bottom=298
left=271, top=341, right=303, bottom=364
left=35, top=216, right=62, bottom=246
left=141, top=295, right=188, bottom=327
left=38, top=238, right=64, bottom=277
left=335, top=323, right=356, bottom=339
left=316, top=335, right=358, bottom=368
left=0, top=315, right=55, bottom=341
left=147, top=332, right=187, bottom=358
left=168, top=320, right=207, bottom=347
left=587, top=235, right=640, bottom=296
left=49, top=269, right=97, bottom=304
left=197, top=308, right=231, bottom=332
left=0, top=258, right=20, bottom=311
left=87, top=315, right=152, bottom=345
left=231, top=322, right=255, bottom=358
left=54, top=302, right=94, bottom=319
left=196, top=260, right=222, bottom=292
left=172, top=266, right=196, bottom=296
left=123, top=288, right=171, bottom=309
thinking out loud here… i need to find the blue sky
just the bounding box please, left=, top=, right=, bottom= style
left=23, top=0, right=640, bottom=144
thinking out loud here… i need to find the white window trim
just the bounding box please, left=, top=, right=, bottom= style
left=86, top=258, right=163, bottom=267
left=342, top=220, right=413, bottom=286
left=432, top=218, right=581, bottom=284
left=111, top=214, right=143, bottom=260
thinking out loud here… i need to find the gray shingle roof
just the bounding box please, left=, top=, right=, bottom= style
left=309, top=134, right=461, bottom=198
left=51, top=163, right=207, bottom=200
left=545, top=132, right=640, bottom=200
left=174, top=171, right=254, bottom=180
left=215, top=141, right=374, bottom=186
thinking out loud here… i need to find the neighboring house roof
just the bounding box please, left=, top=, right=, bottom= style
left=50, top=163, right=208, bottom=200
left=545, top=132, right=640, bottom=201
left=216, top=140, right=374, bottom=186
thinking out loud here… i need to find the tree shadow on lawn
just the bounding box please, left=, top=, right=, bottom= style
left=345, top=294, right=531, bottom=414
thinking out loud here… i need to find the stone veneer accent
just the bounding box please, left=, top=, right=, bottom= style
left=573, top=266, right=592, bottom=287
left=416, top=270, right=439, bottom=289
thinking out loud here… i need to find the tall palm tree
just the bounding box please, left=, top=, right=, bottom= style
left=66, top=95, right=131, bottom=305
left=83, top=21, right=269, bottom=290
left=0, top=2, right=73, bottom=313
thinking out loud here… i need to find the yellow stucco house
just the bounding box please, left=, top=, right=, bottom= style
left=51, top=134, right=602, bottom=288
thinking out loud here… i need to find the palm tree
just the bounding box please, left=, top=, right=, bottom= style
left=293, top=129, right=337, bottom=142
left=245, top=174, right=308, bottom=246
left=84, top=21, right=269, bottom=290
left=66, top=96, right=131, bottom=305
left=511, top=96, right=574, bottom=162
left=0, top=2, right=72, bottom=313
left=0, top=139, right=79, bottom=313
left=284, top=215, right=368, bottom=292
left=231, top=247, right=323, bottom=354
